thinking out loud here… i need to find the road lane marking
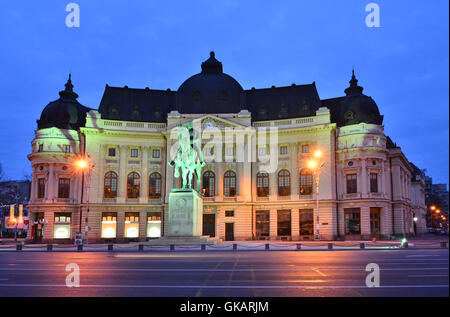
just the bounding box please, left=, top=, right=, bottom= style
left=312, top=267, right=327, bottom=277
left=0, top=283, right=447, bottom=289
left=224, top=255, right=240, bottom=296
left=195, top=256, right=225, bottom=297
left=0, top=267, right=447, bottom=272
left=408, top=275, right=449, bottom=278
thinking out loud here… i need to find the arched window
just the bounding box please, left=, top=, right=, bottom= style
left=256, top=172, right=269, bottom=197
left=127, top=172, right=140, bottom=199
left=104, top=171, right=118, bottom=198
left=278, top=170, right=291, bottom=196
left=109, top=105, right=120, bottom=119
left=131, top=107, right=141, bottom=121
left=258, top=106, right=267, bottom=120
left=202, top=171, right=215, bottom=197
left=149, top=172, right=161, bottom=198
left=278, top=104, right=288, bottom=118
left=153, top=109, right=162, bottom=122
left=224, top=170, right=236, bottom=197
left=299, top=169, right=313, bottom=195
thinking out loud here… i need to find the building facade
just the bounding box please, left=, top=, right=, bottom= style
left=27, top=52, right=421, bottom=243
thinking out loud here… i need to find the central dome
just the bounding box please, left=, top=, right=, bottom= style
left=176, top=52, right=243, bottom=114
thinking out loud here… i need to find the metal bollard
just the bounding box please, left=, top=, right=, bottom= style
left=265, top=244, right=270, bottom=251
left=327, top=243, right=333, bottom=250
left=16, top=244, right=22, bottom=251
left=233, top=243, right=237, bottom=251
left=360, top=242, right=365, bottom=249
left=440, top=241, right=448, bottom=248
left=138, top=244, right=144, bottom=252
left=201, top=244, right=206, bottom=251
left=47, top=244, right=53, bottom=251
left=403, top=242, right=408, bottom=248
left=108, top=244, right=113, bottom=251
left=77, top=244, right=83, bottom=252
left=296, top=243, right=302, bottom=250
left=170, top=244, right=175, bottom=251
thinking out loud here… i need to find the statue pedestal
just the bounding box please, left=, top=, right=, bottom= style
left=167, top=189, right=203, bottom=237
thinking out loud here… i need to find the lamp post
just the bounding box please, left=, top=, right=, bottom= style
left=308, top=150, right=326, bottom=241
left=76, top=157, right=93, bottom=244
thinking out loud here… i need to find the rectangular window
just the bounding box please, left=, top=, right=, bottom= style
left=108, top=148, right=116, bottom=157
left=346, top=174, right=357, bottom=194
left=344, top=208, right=361, bottom=235
left=370, top=173, right=378, bottom=193
left=301, top=144, right=310, bottom=153
left=277, top=210, right=291, bottom=236
left=58, top=178, right=70, bottom=198
left=130, top=149, right=139, bottom=158
left=101, top=212, right=117, bottom=238
left=38, top=144, right=43, bottom=152
left=152, top=149, right=160, bottom=159
left=124, top=212, right=139, bottom=238
left=54, top=213, right=71, bottom=239
left=37, top=178, right=45, bottom=199
left=280, top=146, right=288, bottom=155
left=255, top=210, right=270, bottom=238
left=225, top=210, right=234, bottom=217
left=299, top=209, right=314, bottom=236
left=147, top=212, right=162, bottom=238
left=62, top=145, right=71, bottom=153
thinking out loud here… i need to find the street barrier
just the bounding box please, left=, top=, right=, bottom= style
left=138, top=244, right=144, bottom=252
left=360, top=243, right=365, bottom=249
left=265, top=244, right=269, bottom=251
left=233, top=244, right=237, bottom=251
left=16, top=244, right=22, bottom=251
left=77, top=245, right=83, bottom=252
left=108, top=244, right=114, bottom=251
left=47, top=244, right=53, bottom=251
left=201, top=244, right=206, bottom=251
left=328, top=243, right=333, bottom=250
left=296, top=243, right=302, bottom=250
left=170, top=244, right=175, bottom=251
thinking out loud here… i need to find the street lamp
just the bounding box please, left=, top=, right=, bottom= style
left=75, top=156, right=93, bottom=244
left=308, top=150, right=326, bottom=241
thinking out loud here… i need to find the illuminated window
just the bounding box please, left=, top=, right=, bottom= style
left=202, top=171, right=215, bottom=197
left=37, top=178, right=45, bottom=199
left=125, top=212, right=139, bottom=238
left=58, top=178, right=70, bottom=198
left=346, top=174, right=357, bottom=194
left=152, top=149, right=160, bottom=159
left=300, top=169, right=313, bottom=195
left=370, top=173, right=378, bottom=193
left=224, top=170, right=236, bottom=197
left=301, top=144, right=310, bottom=153
left=130, top=149, right=139, bottom=158
left=256, top=172, right=269, bottom=197
left=149, top=172, right=162, bottom=198
left=147, top=212, right=162, bottom=238
left=300, top=209, right=314, bottom=236
left=54, top=213, right=71, bottom=239
left=277, top=210, right=291, bottom=236
left=101, top=212, right=117, bottom=238
left=256, top=210, right=270, bottom=238
left=344, top=208, right=361, bottom=235
left=104, top=171, right=118, bottom=198
left=62, top=145, right=71, bottom=153
left=280, top=146, right=288, bottom=155
left=127, top=172, right=140, bottom=198
left=278, top=170, right=291, bottom=196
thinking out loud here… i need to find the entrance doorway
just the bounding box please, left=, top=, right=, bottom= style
left=32, top=212, right=44, bottom=243
left=202, top=214, right=215, bottom=237
left=370, top=207, right=381, bottom=238
left=344, top=208, right=361, bottom=240
left=299, top=209, right=314, bottom=240
left=255, top=210, right=270, bottom=239
left=225, top=223, right=234, bottom=241
left=277, top=210, right=291, bottom=237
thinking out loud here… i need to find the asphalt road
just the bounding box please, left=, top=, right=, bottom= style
left=0, top=249, right=448, bottom=297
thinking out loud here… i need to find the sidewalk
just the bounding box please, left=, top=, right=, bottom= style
left=0, top=238, right=448, bottom=252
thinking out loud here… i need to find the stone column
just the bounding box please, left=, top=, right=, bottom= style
left=360, top=206, right=371, bottom=239
left=269, top=170, right=278, bottom=202
left=361, top=159, right=367, bottom=197
left=96, top=144, right=105, bottom=204
left=269, top=209, right=277, bottom=240
left=291, top=143, right=298, bottom=197
left=291, top=209, right=299, bottom=240
left=47, top=164, right=55, bottom=201
left=217, top=162, right=223, bottom=201
left=118, top=145, right=128, bottom=203
left=165, top=139, right=173, bottom=204
left=139, top=210, right=147, bottom=242
left=140, top=146, right=149, bottom=204
left=116, top=211, right=125, bottom=242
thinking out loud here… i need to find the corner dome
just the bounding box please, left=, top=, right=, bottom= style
left=176, top=52, right=244, bottom=114
left=38, top=75, right=91, bottom=131
left=337, top=70, right=383, bottom=126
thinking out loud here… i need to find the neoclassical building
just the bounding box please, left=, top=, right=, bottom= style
left=27, top=52, right=424, bottom=243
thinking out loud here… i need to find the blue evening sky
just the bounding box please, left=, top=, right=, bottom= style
left=0, top=0, right=448, bottom=185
